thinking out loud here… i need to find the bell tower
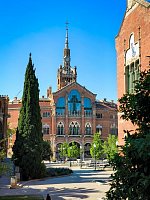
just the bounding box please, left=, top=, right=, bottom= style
left=57, top=22, right=77, bottom=90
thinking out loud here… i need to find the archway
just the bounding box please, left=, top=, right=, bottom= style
left=84, top=143, right=91, bottom=158
left=56, top=143, right=63, bottom=161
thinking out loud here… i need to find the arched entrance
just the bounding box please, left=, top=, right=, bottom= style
left=84, top=143, right=91, bottom=158
left=56, top=143, right=63, bottom=161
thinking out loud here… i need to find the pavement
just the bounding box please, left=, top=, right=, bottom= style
left=0, top=165, right=113, bottom=200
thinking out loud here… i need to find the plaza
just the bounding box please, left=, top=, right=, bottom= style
left=0, top=164, right=112, bottom=200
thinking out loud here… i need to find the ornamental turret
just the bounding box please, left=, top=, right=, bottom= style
left=57, top=22, right=77, bottom=90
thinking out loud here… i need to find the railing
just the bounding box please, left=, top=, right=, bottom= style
left=68, top=111, right=81, bottom=117
left=84, top=111, right=92, bottom=117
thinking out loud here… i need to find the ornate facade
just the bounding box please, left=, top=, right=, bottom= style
left=116, top=0, right=150, bottom=145
left=8, top=25, right=118, bottom=159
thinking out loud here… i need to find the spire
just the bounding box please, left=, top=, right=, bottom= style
left=65, top=21, right=69, bottom=49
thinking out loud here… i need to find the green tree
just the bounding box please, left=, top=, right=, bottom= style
left=12, top=54, right=46, bottom=180
left=106, top=69, right=150, bottom=199
left=68, top=142, right=79, bottom=159
left=59, top=142, right=69, bottom=160
left=0, top=125, right=16, bottom=175
left=103, top=134, right=118, bottom=162
left=41, top=141, right=52, bottom=161
left=90, top=133, right=103, bottom=159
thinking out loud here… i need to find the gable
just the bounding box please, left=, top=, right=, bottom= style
left=53, top=82, right=97, bottom=100
left=116, top=0, right=150, bottom=38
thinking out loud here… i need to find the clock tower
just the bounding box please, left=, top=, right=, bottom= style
left=57, top=22, right=77, bottom=90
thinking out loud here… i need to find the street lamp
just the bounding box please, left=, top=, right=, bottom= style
left=80, top=146, right=82, bottom=168
left=93, top=143, right=96, bottom=170
left=69, top=146, right=72, bottom=167
left=63, top=147, right=65, bottom=163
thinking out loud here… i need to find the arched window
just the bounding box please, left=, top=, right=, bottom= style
left=84, top=98, right=92, bottom=116
left=125, top=33, right=139, bottom=94
left=57, top=122, right=64, bottom=135
left=69, top=121, right=80, bottom=135
left=68, top=90, right=81, bottom=115
left=96, top=125, right=102, bottom=135
left=42, top=124, right=50, bottom=134
left=85, top=122, right=91, bottom=135
left=56, top=97, right=65, bottom=116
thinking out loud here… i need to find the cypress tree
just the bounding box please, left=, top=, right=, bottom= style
left=13, top=53, right=46, bottom=180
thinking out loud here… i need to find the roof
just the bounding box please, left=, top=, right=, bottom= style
left=116, top=0, right=150, bottom=38
left=53, top=81, right=97, bottom=97
left=96, top=100, right=117, bottom=110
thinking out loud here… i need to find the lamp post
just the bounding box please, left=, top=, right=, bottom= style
left=69, top=146, right=72, bottom=167
left=93, top=143, right=96, bottom=170
left=80, top=146, right=82, bottom=168
left=63, top=147, right=65, bottom=163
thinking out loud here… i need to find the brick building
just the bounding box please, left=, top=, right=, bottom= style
left=8, top=24, right=118, bottom=159
left=116, top=0, right=150, bottom=145
left=0, top=95, right=9, bottom=150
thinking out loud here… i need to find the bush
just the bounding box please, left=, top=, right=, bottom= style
left=46, top=167, right=73, bottom=177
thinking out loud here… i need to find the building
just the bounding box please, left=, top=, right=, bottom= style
left=8, top=24, right=118, bottom=159
left=0, top=95, right=9, bottom=150
left=116, top=0, right=150, bottom=145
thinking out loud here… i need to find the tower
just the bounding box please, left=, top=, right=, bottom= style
left=57, top=22, right=77, bottom=90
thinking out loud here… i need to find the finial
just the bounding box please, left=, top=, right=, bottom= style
left=65, top=21, right=69, bottom=49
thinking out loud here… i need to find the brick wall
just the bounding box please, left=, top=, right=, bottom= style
left=116, top=3, right=150, bottom=145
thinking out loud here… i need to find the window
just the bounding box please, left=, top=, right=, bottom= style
left=96, top=113, right=102, bottom=118
left=68, top=90, right=81, bottom=114
left=56, top=97, right=65, bottom=116
left=57, top=122, right=64, bottom=135
left=85, top=122, right=91, bottom=135
left=42, top=124, right=50, bottom=134
left=42, top=112, right=50, bottom=118
left=96, top=125, right=102, bottom=135
left=125, top=60, right=139, bottom=93
left=69, top=121, right=80, bottom=135
left=84, top=98, right=92, bottom=116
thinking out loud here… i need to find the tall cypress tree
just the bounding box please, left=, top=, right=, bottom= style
left=13, top=53, right=46, bottom=180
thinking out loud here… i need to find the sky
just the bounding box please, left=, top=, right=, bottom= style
left=0, top=0, right=127, bottom=102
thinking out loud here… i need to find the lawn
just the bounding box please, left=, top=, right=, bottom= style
left=0, top=195, right=44, bottom=200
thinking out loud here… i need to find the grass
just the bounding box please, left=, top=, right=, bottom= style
left=0, top=195, right=44, bottom=200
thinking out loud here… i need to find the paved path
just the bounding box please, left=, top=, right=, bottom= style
left=0, top=166, right=112, bottom=200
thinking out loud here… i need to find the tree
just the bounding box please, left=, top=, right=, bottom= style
left=90, top=133, right=103, bottom=160
left=0, top=125, right=16, bottom=175
left=68, top=142, right=79, bottom=160
left=12, top=54, right=46, bottom=180
left=41, top=141, right=52, bottom=161
left=59, top=142, right=69, bottom=161
left=103, top=134, right=118, bottom=162
left=106, top=69, right=150, bottom=199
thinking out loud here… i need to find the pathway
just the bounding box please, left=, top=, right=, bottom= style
left=0, top=166, right=112, bottom=200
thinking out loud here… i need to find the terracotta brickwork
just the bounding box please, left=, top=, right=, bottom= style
left=8, top=91, right=117, bottom=159
left=116, top=0, right=150, bottom=145
left=7, top=24, right=118, bottom=159
left=0, top=95, right=9, bottom=152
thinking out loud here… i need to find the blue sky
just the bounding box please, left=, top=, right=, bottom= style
left=0, top=0, right=126, bottom=102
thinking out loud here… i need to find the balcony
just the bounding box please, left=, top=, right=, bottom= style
left=84, top=111, right=92, bottom=117
left=68, top=111, right=81, bottom=117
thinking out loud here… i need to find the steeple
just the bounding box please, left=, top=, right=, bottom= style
left=65, top=21, right=69, bottom=49
left=57, top=22, right=77, bottom=90
left=63, top=21, right=71, bottom=68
